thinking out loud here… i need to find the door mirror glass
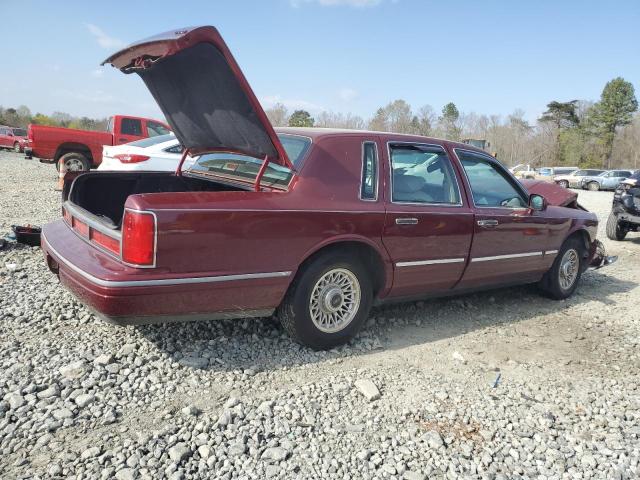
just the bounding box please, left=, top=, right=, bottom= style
left=529, top=194, right=546, bottom=211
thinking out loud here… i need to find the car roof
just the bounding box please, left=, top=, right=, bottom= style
left=274, top=127, right=486, bottom=154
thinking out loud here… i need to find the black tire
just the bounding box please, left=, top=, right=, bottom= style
left=13, top=142, right=21, bottom=153
left=58, top=152, right=90, bottom=172
left=538, top=237, right=585, bottom=300
left=587, top=181, right=600, bottom=191
left=277, top=253, right=373, bottom=350
left=606, top=212, right=627, bottom=241
left=557, top=180, right=569, bottom=188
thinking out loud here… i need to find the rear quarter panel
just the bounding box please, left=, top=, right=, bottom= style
left=125, top=135, right=391, bottom=301
left=31, top=125, right=113, bottom=162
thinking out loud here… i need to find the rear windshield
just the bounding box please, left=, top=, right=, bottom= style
left=187, top=134, right=311, bottom=188
left=12, top=128, right=27, bottom=136
left=127, top=134, right=175, bottom=148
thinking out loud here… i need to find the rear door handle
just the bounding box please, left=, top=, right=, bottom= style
left=396, top=217, right=419, bottom=225
left=477, top=219, right=499, bottom=227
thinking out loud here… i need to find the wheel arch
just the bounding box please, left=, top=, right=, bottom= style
left=292, top=237, right=392, bottom=298
left=54, top=143, right=93, bottom=162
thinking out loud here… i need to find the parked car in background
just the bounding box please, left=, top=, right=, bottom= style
left=26, top=115, right=172, bottom=171
left=580, top=169, right=634, bottom=191
left=42, top=26, right=614, bottom=350
left=606, top=171, right=640, bottom=240
left=98, top=134, right=190, bottom=172
left=554, top=169, right=604, bottom=188
left=0, top=126, right=28, bottom=152
left=539, top=166, right=578, bottom=177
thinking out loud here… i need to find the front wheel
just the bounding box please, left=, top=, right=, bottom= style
left=606, top=212, right=627, bottom=241
left=538, top=237, right=585, bottom=300
left=13, top=142, right=21, bottom=153
left=557, top=180, right=569, bottom=188
left=587, top=181, right=600, bottom=191
left=277, top=253, right=372, bottom=350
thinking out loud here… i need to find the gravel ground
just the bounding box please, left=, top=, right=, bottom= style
left=1, top=150, right=639, bottom=480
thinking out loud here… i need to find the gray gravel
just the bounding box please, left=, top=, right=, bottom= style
left=1, top=150, right=639, bottom=479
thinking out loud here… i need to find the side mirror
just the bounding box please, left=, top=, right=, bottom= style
left=529, top=194, right=547, bottom=211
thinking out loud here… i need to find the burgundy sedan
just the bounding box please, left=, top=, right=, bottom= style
left=42, top=26, right=611, bottom=350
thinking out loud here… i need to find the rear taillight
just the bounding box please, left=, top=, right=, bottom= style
left=90, top=229, right=120, bottom=255
left=72, top=217, right=89, bottom=237
left=121, top=210, right=156, bottom=266
left=62, top=206, right=71, bottom=224
left=114, top=154, right=150, bottom=163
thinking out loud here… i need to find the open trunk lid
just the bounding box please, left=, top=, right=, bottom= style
left=102, top=26, right=291, bottom=169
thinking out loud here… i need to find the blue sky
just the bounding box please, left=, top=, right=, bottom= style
left=2, top=0, right=639, bottom=124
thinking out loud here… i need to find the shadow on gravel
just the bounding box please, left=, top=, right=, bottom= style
left=136, top=270, right=636, bottom=373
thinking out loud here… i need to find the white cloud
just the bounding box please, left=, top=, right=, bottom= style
left=261, top=94, right=324, bottom=112
left=338, top=88, right=358, bottom=101
left=85, top=23, right=126, bottom=49
left=91, top=68, right=104, bottom=78
left=291, top=0, right=383, bottom=7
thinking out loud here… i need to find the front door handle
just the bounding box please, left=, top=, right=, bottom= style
left=477, top=219, right=499, bottom=227
left=396, top=217, right=419, bottom=225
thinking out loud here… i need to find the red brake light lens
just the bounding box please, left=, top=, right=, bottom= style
left=114, top=154, right=150, bottom=164
left=72, top=217, right=89, bottom=237
left=90, top=229, right=120, bottom=255
left=121, top=210, right=156, bottom=266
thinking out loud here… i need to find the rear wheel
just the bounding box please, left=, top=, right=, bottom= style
left=277, top=253, right=372, bottom=350
left=13, top=142, right=20, bottom=153
left=587, top=181, right=600, bottom=191
left=538, top=237, right=585, bottom=300
left=557, top=180, right=569, bottom=188
left=606, top=212, right=627, bottom=241
left=58, top=152, right=90, bottom=172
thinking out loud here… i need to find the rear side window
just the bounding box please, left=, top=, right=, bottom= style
left=121, top=118, right=143, bottom=136
left=128, top=134, right=175, bottom=148
left=360, top=142, right=378, bottom=200
left=147, top=121, right=171, bottom=137
left=390, top=144, right=460, bottom=205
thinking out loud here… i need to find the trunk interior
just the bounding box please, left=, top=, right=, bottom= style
left=69, top=172, right=244, bottom=228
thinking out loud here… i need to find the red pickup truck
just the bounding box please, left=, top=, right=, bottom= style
left=26, top=115, right=172, bottom=171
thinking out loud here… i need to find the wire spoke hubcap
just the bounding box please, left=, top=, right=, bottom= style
left=309, top=268, right=361, bottom=333
left=559, top=248, right=579, bottom=290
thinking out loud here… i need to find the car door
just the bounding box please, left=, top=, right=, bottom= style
left=116, top=117, right=145, bottom=144
left=454, top=149, right=551, bottom=290
left=382, top=142, right=474, bottom=298
left=610, top=171, right=631, bottom=189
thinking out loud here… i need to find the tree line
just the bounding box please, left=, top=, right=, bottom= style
left=266, top=76, right=639, bottom=170
left=3, top=76, right=637, bottom=169
left=0, top=106, right=109, bottom=132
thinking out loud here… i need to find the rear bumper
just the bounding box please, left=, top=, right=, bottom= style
left=41, top=220, right=289, bottom=325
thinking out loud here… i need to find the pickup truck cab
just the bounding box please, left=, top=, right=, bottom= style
left=42, top=26, right=614, bottom=350
left=26, top=115, right=171, bottom=171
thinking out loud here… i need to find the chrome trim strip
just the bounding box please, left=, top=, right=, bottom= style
left=43, top=232, right=291, bottom=288
left=359, top=140, right=379, bottom=202
left=471, top=251, right=543, bottom=263
left=396, top=257, right=466, bottom=267
left=387, top=141, right=464, bottom=208
left=545, top=250, right=558, bottom=255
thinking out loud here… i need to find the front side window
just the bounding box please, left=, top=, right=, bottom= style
left=186, top=134, right=311, bottom=188
left=390, top=144, right=460, bottom=204
left=12, top=128, right=26, bottom=137
left=361, top=142, right=377, bottom=200
left=121, top=118, right=143, bottom=136
left=147, top=121, right=171, bottom=137
left=458, top=150, right=527, bottom=208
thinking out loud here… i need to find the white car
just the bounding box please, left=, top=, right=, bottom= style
left=98, top=134, right=191, bottom=171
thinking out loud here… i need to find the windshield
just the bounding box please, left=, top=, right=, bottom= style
left=187, top=134, right=311, bottom=188
left=12, top=128, right=27, bottom=137
left=127, top=134, right=175, bottom=148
